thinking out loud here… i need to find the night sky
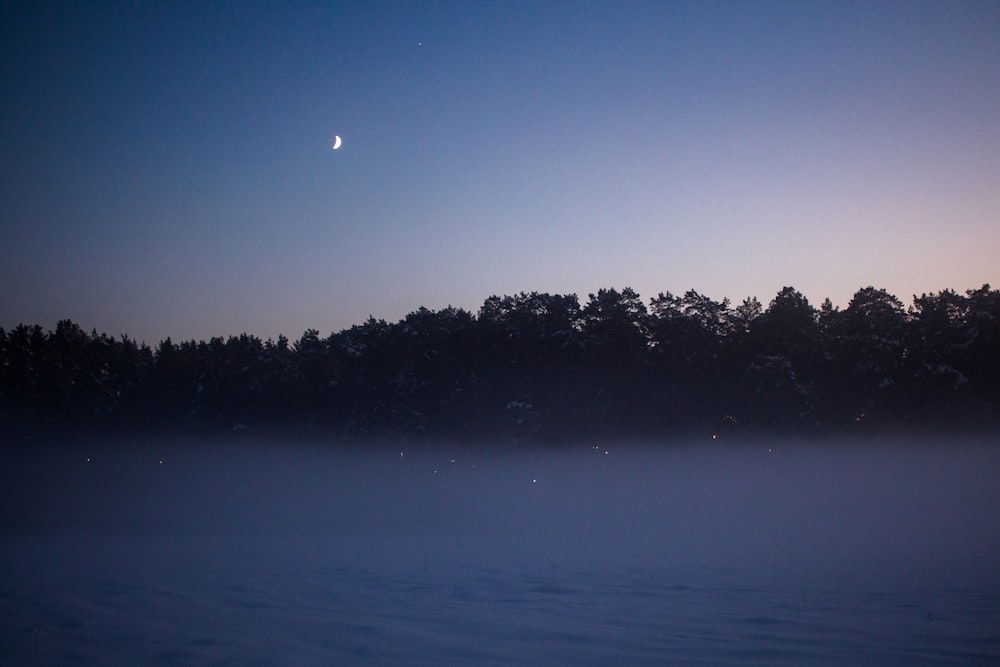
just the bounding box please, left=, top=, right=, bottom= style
left=3, top=1, right=998, bottom=345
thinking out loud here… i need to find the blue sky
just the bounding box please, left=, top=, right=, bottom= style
left=2, top=1, right=998, bottom=344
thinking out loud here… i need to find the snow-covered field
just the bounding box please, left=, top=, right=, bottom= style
left=3, top=438, right=999, bottom=665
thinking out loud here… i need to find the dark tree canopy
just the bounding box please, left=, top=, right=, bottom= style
left=2, top=284, right=998, bottom=444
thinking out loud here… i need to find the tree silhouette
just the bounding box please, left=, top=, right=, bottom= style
left=3, top=283, right=998, bottom=443
left=828, top=287, right=908, bottom=426
left=734, top=288, right=823, bottom=431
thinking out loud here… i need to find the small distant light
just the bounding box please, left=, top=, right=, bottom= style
left=434, top=470, right=438, bottom=474
left=86, top=458, right=91, bottom=463
left=604, top=450, right=608, bottom=455
left=400, top=451, right=404, bottom=459
left=712, top=434, right=717, bottom=440
left=159, top=460, right=163, bottom=464
left=450, top=459, right=455, bottom=464
left=532, top=479, right=537, bottom=484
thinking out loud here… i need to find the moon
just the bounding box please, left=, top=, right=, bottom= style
left=332, top=135, right=342, bottom=150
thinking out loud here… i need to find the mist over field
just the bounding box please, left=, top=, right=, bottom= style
left=3, top=437, right=999, bottom=665
left=5, top=437, right=1000, bottom=571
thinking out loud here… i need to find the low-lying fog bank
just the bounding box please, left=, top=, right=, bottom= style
left=4, top=436, right=999, bottom=581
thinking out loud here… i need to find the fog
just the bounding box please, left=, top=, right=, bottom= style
left=5, top=437, right=999, bottom=576
left=3, top=437, right=999, bottom=665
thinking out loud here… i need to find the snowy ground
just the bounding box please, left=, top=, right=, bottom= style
left=2, top=438, right=999, bottom=665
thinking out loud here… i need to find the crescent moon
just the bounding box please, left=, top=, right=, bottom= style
left=332, top=135, right=342, bottom=150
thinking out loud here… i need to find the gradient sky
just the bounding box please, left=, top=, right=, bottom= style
left=3, top=0, right=998, bottom=345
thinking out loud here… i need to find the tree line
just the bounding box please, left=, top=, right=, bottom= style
left=2, top=285, right=998, bottom=443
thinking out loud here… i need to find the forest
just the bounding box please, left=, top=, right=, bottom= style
left=2, top=285, right=998, bottom=443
